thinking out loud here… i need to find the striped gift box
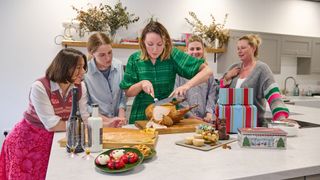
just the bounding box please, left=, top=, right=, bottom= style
left=219, top=88, right=254, bottom=105
left=218, top=104, right=257, bottom=133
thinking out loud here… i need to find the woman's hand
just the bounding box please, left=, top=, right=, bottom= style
left=225, top=67, right=241, bottom=81
left=111, top=117, right=127, bottom=127
left=203, top=113, right=214, bottom=123
left=140, top=80, right=155, bottom=97
left=169, top=84, right=191, bottom=97
left=101, top=115, right=127, bottom=128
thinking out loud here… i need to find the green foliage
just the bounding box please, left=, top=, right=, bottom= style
left=73, top=4, right=109, bottom=32
left=185, top=12, right=229, bottom=48
left=73, top=1, right=139, bottom=34
left=104, top=1, right=139, bottom=35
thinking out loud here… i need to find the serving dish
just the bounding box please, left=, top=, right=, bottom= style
left=94, top=147, right=144, bottom=173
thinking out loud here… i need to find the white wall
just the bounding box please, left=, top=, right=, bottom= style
left=1, top=0, right=320, bottom=135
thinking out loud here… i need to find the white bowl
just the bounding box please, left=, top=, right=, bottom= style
left=268, top=121, right=299, bottom=137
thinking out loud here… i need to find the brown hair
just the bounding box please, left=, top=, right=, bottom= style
left=87, top=32, right=112, bottom=59
left=238, top=34, right=262, bottom=58
left=139, top=21, right=172, bottom=60
left=46, top=48, right=87, bottom=83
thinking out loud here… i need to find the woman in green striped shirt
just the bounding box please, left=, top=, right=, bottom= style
left=120, top=21, right=213, bottom=124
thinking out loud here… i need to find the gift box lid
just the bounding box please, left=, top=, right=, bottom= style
left=238, top=127, right=287, bottom=136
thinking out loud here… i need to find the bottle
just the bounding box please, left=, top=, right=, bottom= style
left=293, top=84, right=300, bottom=96
left=87, top=104, right=103, bottom=152
left=66, top=87, right=84, bottom=153
left=307, top=88, right=312, bottom=96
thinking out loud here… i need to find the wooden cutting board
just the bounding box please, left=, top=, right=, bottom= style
left=175, top=138, right=237, bottom=151
left=58, top=128, right=158, bottom=149
left=135, top=118, right=208, bottom=134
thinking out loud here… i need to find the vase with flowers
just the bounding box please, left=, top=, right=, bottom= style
left=72, top=1, right=139, bottom=42
left=185, top=12, right=229, bottom=48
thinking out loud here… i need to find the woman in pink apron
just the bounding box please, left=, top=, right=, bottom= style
left=0, top=48, right=89, bottom=180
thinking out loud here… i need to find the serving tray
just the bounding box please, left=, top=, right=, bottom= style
left=175, top=137, right=237, bottom=151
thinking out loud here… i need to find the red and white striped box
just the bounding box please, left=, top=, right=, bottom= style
left=219, top=88, right=254, bottom=105
left=216, top=104, right=257, bottom=133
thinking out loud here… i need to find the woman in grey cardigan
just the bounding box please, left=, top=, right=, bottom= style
left=220, top=34, right=292, bottom=127
left=175, top=35, right=218, bottom=123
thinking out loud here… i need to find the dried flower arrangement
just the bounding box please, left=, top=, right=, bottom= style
left=72, top=4, right=109, bottom=32
left=104, top=2, right=139, bottom=36
left=72, top=1, right=139, bottom=37
left=185, top=12, right=229, bottom=48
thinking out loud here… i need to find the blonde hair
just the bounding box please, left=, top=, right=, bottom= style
left=239, top=34, right=262, bottom=58
left=187, top=35, right=205, bottom=47
left=87, top=32, right=111, bottom=59
left=187, top=35, right=206, bottom=60
left=139, top=21, right=172, bottom=60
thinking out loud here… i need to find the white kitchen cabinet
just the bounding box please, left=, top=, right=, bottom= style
left=311, top=38, right=320, bottom=73
left=218, top=30, right=281, bottom=74
left=281, top=36, right=312, bottom=57
left=217, top=30, right=243, bottom=74
left=259, top=33, right=281, bottom=74
left=306, top=174, right=320, bottom=180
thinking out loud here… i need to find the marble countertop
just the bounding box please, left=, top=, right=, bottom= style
left=284, top=96, right=320, bottom=102
left=46, top=105, right=320, bottom=180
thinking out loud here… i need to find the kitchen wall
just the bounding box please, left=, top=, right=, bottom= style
left=0, top=0, right=320, bottom=137
left=275, top=56, right=320, bottom=95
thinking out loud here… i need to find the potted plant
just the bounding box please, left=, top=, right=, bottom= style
left=185, top=12, right=229, bottom=48
left=72, top=4, right=109, bottom=32
left=104, top=1, right=139, bottom=39
left=72, top=1, right=139, bottom=40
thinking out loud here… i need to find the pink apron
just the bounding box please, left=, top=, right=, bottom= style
left=0, top=119, right=53, bottom=180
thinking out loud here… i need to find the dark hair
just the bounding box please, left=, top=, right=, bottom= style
left=87, top=32, right=112, bottom=55
left=139, top=21, right=172, bottom=60
left=46, top=48, right=87, bottom=83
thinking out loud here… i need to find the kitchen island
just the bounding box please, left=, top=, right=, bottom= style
left=46, top=104, right=320, bottom=180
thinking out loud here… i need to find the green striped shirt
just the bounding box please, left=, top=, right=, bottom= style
left=120, top=47, right=205, bottom=124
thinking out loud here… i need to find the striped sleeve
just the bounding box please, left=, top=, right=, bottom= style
left=264, top=83, right=289, bottom=121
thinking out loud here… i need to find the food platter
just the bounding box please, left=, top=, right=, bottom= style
left=131, top=144, right=157, bottom=161
left=175, top=138, right=237, bottom=151
left=94, top=148, right=144, bottom=173
left=143, top=148, right=156, bottom=160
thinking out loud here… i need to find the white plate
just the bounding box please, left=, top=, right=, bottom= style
left=268, top=122, right=299, bottom=137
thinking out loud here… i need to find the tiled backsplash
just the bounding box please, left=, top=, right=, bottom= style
left=274, top=56, right=320, bottom=96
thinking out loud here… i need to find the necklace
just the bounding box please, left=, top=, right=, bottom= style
left=240, top=61, right=256, bottom=78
